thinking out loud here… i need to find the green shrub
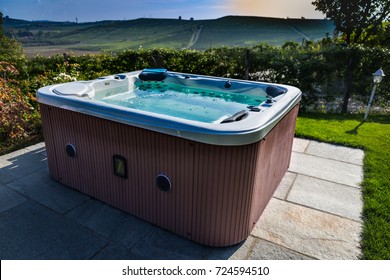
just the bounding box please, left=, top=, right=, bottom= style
left=0, top=62, right=41, bottom=153
left=23, top=43, right=390, bottom=115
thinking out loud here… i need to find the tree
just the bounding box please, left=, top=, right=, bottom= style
left=312, top=1, right=390, bottom=112
left=312, top=0, right=390, bottom=44
left=359, top=23, right=390, bottom=47
left=0, top=12, right=27, bottom=77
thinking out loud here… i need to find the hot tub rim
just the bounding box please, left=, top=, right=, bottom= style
left=37, top=71, right=301, bottom=146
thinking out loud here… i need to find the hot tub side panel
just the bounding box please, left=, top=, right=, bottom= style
left=39, top=104, right=195, bottom=238
left=189, top=104, right=299, bottom=246
left=40, top=104, right=259, bottom=246
left=191, top=142, right=260, bottom=246
left=40, top=105, right=60, bottom=181
left=39, top=103, right=298, bottom=247
left=249, top=104, right=299, bottom=229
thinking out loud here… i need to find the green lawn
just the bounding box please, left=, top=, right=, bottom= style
left=295, top=112, right=390, bottom=259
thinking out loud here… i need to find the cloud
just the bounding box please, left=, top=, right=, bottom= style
left=226, top=0, right=324, bottom=19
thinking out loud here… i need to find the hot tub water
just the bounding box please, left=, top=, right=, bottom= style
left=97, top=81, right=267, bottom=123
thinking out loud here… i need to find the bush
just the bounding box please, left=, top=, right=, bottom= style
left=24, top=44, right=390, bottom=113
left=0, top=61, right=41, bottom=153
left=1, top=43, right=389, bottom=154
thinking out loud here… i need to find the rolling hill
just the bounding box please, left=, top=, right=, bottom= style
left=4, top=16, right=335, bottom=57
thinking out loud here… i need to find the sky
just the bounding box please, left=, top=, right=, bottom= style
left=1, top=0, right=325, bottom=22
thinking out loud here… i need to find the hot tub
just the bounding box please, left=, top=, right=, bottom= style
left=37, top=69, right=301, bottom=246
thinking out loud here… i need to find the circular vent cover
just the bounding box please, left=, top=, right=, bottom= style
left=156, top=174, right=172, bottom=192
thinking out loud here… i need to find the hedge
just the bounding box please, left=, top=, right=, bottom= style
left=2, top=43, right=389, bottom=154
left=26, top=43, right=390, bottom=113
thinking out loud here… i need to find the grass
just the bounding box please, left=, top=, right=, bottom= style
left=295, top=112, right=390, bottom=259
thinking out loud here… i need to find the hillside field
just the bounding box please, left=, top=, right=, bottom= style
left=4, top=15, right=335, bottom=57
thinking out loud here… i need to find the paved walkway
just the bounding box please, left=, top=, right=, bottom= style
left=0, top=138, right=364, bottom=260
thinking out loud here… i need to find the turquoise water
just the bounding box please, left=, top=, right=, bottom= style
left=99, top=81, right=266, bottom=123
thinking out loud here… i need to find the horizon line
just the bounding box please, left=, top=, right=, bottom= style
left=3, top=14, right=328, bottom=24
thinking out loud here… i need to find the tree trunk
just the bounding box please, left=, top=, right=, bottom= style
left=341, top=50, right=361, bottom=114
left=244, top=49, right=250, bottom=80
left=342, top=56, right=354, bottom=113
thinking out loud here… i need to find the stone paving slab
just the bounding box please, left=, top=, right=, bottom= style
left=288, top=174, right=363, bottom=221
left=7, top=168, right=90, bottom=214
left=230, top=236, right=314, bottom=260
left=107, top=214, right=159, bottom=249
left=289, top=152, right=363, bottom=188
left=0, top=139, right=364, bottom=260
left=66, top=199, right=130, bottom=238
left=251, top=198, right=362, bottom=260
left=128, top=227, right=240, bottom=260
left=0, top=143, right=47, bottom=184
left=273, top=172, right=296, bottom=200
left=305, top=141, right=364, bottom=165
left=0, top=200, right=108, bottom=259
left=291, top=138, right=310, bottom=153
left=91, top=242, right=145, bottom=260
left=0, top=183, right=26, bottom=213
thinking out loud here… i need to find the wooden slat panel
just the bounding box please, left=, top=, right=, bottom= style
left=249, top=105, right=299, bottom=229
left=191, top=143, right=258, bottom=246
left=40, top=103, right=298, bottom=247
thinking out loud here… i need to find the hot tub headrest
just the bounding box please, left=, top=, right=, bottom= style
left=139, top=68, right=167, bottom=81
left=220, top=110, right=249, bottom=124
left=266, top=86, right=287, bottom=98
